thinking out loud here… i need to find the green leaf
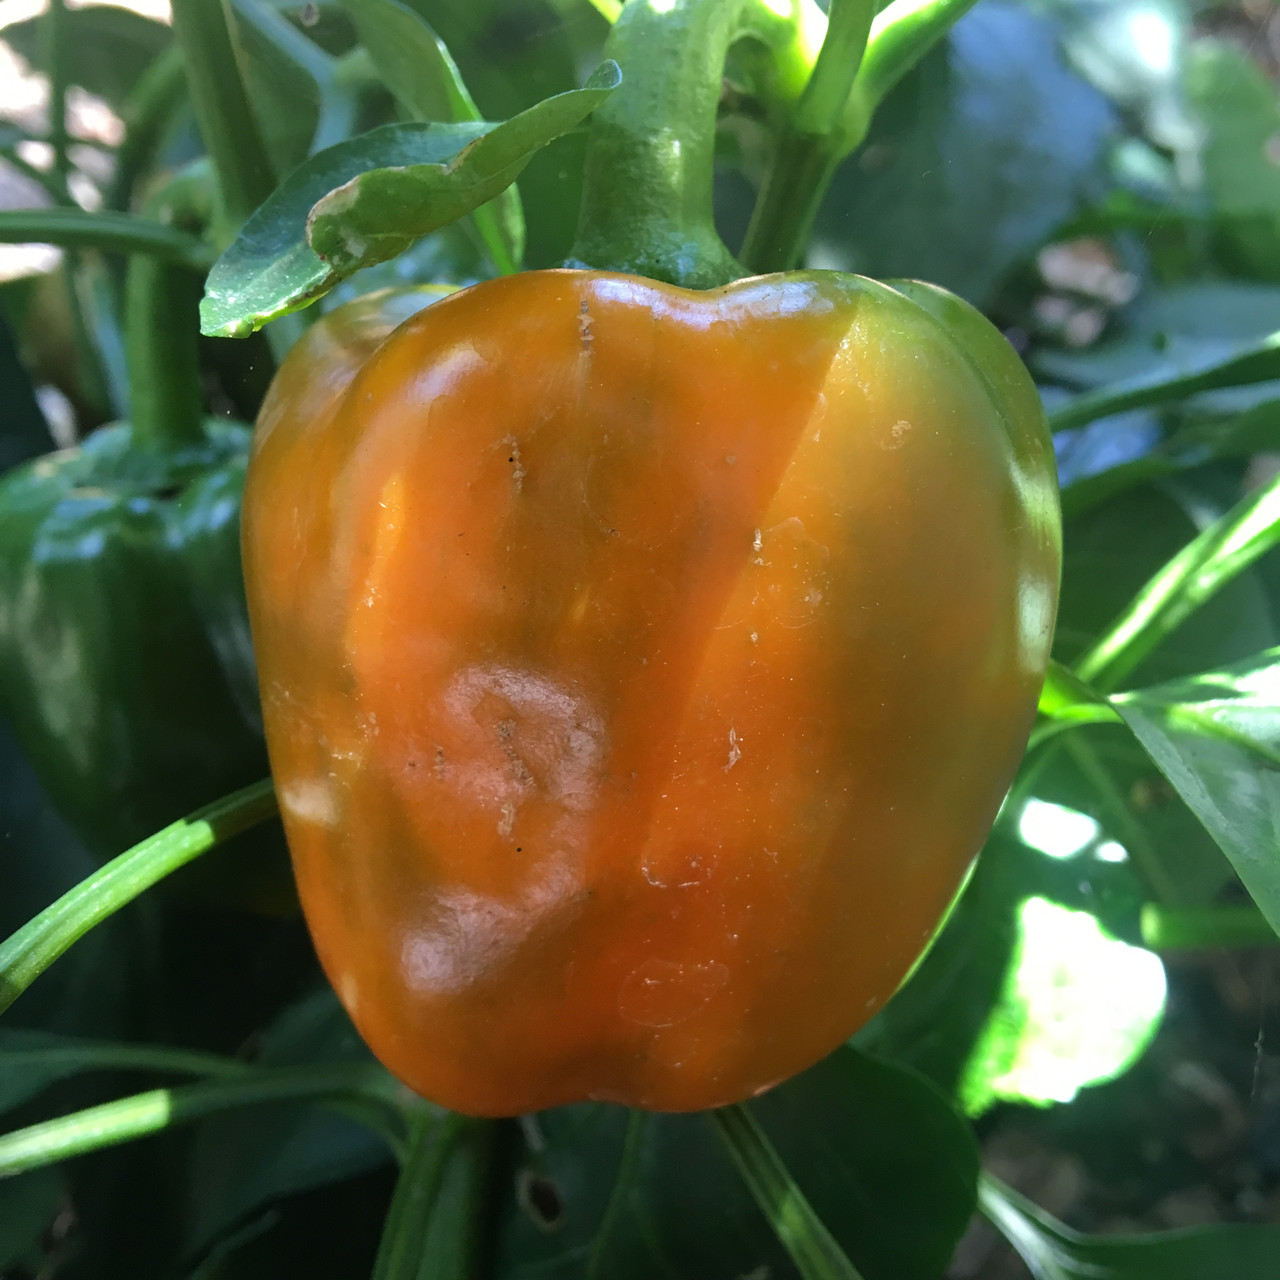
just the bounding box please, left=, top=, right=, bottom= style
left=0, top=1167, right=63, bottom=1271
left=1112, top=650, right=1280, bottom=938
left=3, top=4, right=171, bottom=109
left=339, top=0, right=523, bottom=273
left=232, top=0, right=358, bottom=172
left=812, top=4, right=1113, bottom=306
left=0, top=1029, right=246, bottom=1117
left=183, top=990, right=397, bottom=1258
left=1075, top=469, right=1280, bottom=692
left=1186, top=40, right=1280, bottom=279
left=1049, top=328, right=1280, bottom=432
left=341, top=0, right=481, bottom=123
left=201, top=63, right=619, bottom=337
left=710, top=1104, right=864, bottom=1280
left=305, top=59, right=619, bottom=274
left=958, top=896, right=1166, bottom=1115
left=1059, top=396, right=1280, bottom=521
left=496, top=1047, right=977, bottom=1280
left=1033, top=661, right=1120, bottom=747
left=980, top=1173, right=1280, bottom=1279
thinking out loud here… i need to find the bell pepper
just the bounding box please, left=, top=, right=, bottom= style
left=242, top=267, right=1061, bottom=1115
left=0, top=187, right=287, bottom=909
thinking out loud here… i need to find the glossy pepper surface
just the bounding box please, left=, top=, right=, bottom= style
left=244, top=269, right=1061, bottom=1116
left=0, top=419, right=277, bottom=895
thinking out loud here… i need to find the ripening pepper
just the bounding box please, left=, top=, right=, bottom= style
left=242, top=268, right=1062, bottom=1116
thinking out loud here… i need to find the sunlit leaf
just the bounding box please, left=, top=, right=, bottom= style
left=959, top=897, right=1166, bottom=1115
left=200, top=63, right=618, bottom=337
left=1075, top=468, right=1280, bottom=691
left=1113, top=650, right=1280, bottom=937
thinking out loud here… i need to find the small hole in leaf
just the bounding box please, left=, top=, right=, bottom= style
left=517, top=1169, right=564, bottom=1232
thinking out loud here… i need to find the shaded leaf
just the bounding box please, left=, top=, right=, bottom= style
left=981, top=1173, right=1280, bottom=1279
left=0, top=1167, right=63, bottom=1271
left=232, top=0, right=358, bottom=172
left=812, top=2, right=1114, bottom=306
left=1186, top=39, right=1280, bottom=280
left=183, top=989, right=395, bottom=1258
left=3, top=5, right=170, bottom=108
left=0, top=1029, right=242, bottom=1117
left=497, top=1047, right=977, bottom=1280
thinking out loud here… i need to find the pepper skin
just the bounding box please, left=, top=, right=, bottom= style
left=244, top=270, right=1061, bottom=1115
left=0, top=419, right=288, bottom=909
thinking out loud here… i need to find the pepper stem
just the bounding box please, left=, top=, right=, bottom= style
left=570, top=0, right=825, bottom=288
left=569, top=0, right=744, bottom=287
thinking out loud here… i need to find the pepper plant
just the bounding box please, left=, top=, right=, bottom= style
left=1, top=0, right=1279, bottom=1277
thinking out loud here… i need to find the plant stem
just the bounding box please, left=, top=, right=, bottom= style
left=109, top=47, right=188, bottom=213
left=842, top=0, right=980, bottom=150
left=170, top=0, right=276, bottom=233
left=710, top=1104, right=865, bottom=1280
left=43, top=0, right=70, bottom=178
left=744, top=0, right=981, bottom=272
left=125, top=173, right=217, bottom=452
left=1074, top=471, right=1280, bottom=692
left=1141, top=903, right=1279, bottom=949
left=414, top=1117, right=500, bottom=1279
left=0, top=1063, right=396, bottom=1177
left=0, top=208, right=213, bottom=270
left=741, top=0, right=874, bottom=273
left=0, top=779, right=277, bottom=1018
left=372, top=1110, right=459, bottom=1280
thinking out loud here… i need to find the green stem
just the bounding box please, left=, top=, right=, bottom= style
left=1141, top=903, right=1279, bottom=949
left=1049, top=332, right=1280, bottom=433
left=125, top=174, right=217, bottom=452
left=0, top=1063, right=397, bottom=1177
left=125, top=258, right=204, bottom=450
left=570, top=0, right=822, bottom=287
left=744, top=0, right=980, bottom=271
left=1074, top=472, right=1280, bottom=692
left=741, top=0, right=873, bottom=273
left=570, top=0, right=745, bottom=286
left=0, top=779, right=277, bottom=1018
left=108, top=47, right=188, bottom=213
left=170, top=0, right=276, bottom=233
left=0, top=146, right=71, bottom=204
left=586, top=1111, right=647, bottom=1279
left=44, top=0, right=70, bottom=177
left=710, top=1104, right=865, bottom=1280
left=405, top=1116, right=500, bottom=1279
left=0, top=208, right=213, bottom=269
left=842, top=0, right=980, bottom=151
left=372, top=1110, right=460, bottom=1280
